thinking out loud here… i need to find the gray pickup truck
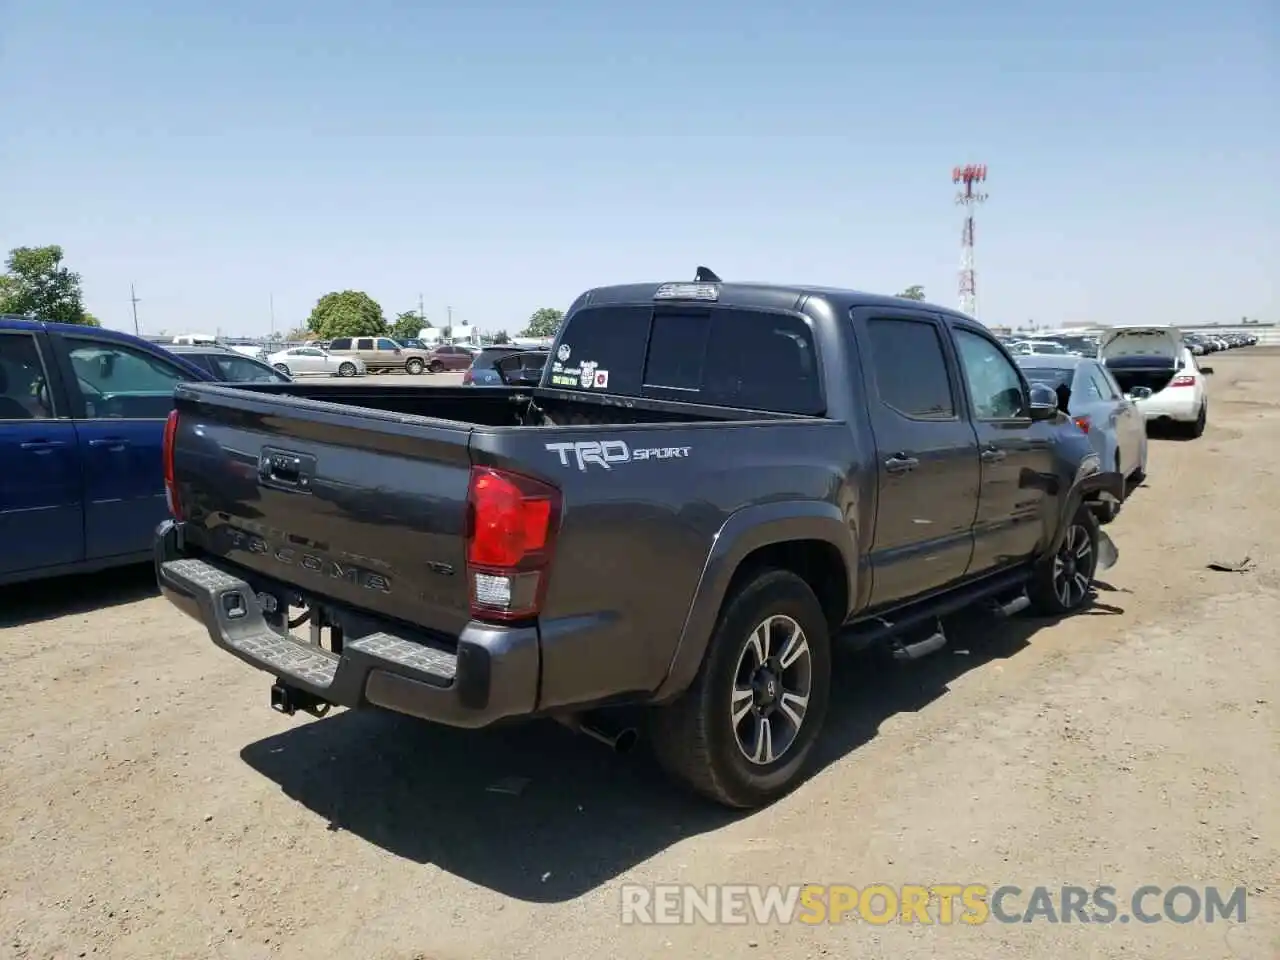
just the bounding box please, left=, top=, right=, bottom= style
left=155, top=271, right=1124, bottom=808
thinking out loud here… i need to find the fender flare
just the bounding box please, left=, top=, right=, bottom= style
left=651, top=500, right=857, bottom=702
left=1047, top=461, right=1125, bottom=557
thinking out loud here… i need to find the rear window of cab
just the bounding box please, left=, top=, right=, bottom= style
left=547, top=305, right=823, bottom=415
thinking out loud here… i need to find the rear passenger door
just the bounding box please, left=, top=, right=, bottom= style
left=851, top=309, right=980, bottom=608
left=53, top=334, right=201, bottom=561
left=1089, top=361, right=1142, bottom=476
left=951, top=325, right=1056, bottom=573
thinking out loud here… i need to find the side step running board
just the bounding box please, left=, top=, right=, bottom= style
left=893, top=620, right=947, bottom=661
left=992, top=593, right=1031, bottom=618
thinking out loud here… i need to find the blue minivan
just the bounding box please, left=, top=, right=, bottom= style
left=0, top=316, right=211, bottom=586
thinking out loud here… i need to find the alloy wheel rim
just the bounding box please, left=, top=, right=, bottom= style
left=731, top=615, right=813, bottom=766
left=1052, top=523, right=1094, bottom=608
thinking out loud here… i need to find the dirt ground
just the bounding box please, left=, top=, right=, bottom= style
left=2, top=351, right=1277, bottom=960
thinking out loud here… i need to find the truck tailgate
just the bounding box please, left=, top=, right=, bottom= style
left=170, top=384, right=475, bottom=636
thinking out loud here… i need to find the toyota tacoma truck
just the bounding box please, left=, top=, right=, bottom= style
left=154, top=271, right=1123, bottom=808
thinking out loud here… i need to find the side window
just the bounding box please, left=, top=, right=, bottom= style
left=66, top=339, right=190, bottom=419
left=328, top=338, right=351, bottom=351
left=865, top=319, right=955, bottom=419
left=1075, top=370, right=1104, bottom=402
left=953, top=329, right=1028, bottom=420
left=1098, top=365, right=1124, bottom=399
left=355, top=338, right=374, bottom=351
left=1087, top=366, right=1118, bottom=400
left=0, top=333, right=55, bottom=420
left=376, top=338, right=398, bottom=350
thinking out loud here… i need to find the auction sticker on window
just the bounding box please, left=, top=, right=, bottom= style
left=547, top=358, right=609, bottom=389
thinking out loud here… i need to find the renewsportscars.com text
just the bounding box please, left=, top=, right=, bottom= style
left=620, top=883, right=1248, bottom=926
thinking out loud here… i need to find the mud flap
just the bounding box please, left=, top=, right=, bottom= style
left=1097, top=529, right=1119, bottom=571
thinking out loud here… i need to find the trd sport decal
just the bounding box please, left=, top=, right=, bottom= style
left=545, top=440, right=691, bottom=471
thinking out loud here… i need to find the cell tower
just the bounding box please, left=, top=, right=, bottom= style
left=952, top=163, right=988, bottom=317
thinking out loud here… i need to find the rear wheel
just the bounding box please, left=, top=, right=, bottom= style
left=273, top=363, right=290, bottom=375
left=338, top=362, right=357, bottom=377
left=405, top=358, right=425, bottom=375
left=1028, top=504, right=1100, bottom=616
left=1185, top=402, right=1206, bottom=439
left=649, top=569, right=831, bottom=809
left=428, top=360, right=444, bottom=373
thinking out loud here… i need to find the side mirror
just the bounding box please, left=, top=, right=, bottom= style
left=1129, top=386, right=1153, bottom=400
left=1027, top=383, right=1059, bottom=421
left=1199, top=365, right=1213, bottom=375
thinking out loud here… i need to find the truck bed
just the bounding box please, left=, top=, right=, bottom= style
left=165, top=380, right=848, bottom=712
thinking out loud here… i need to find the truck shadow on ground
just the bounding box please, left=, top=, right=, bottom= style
left=239, top=595, right=1124, bottom=904
left=0, top=563, right=156, bottom=629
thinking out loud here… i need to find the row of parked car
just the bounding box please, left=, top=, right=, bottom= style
left=1002, top=325, right=1247, bottom=474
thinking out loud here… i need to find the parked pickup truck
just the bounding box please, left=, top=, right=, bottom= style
left=154, top=273, right=1124, bottom=808
left=1, top=315, right=211, bottom=587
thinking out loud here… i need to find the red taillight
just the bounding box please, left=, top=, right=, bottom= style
left=466, top=466, right=560, bottom=622
left=1168, top=375, right=1196, bottom=388
left=1072, top=415, right=1091, bottom=433
left=163, top=409, right=183, bottom=520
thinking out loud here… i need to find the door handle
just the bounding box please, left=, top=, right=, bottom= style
left=88, top=438, right=131, bottom=450
left=980, top=447, right=1007, bottom=463
left=884, top=455, right=919, bottom=474
left=19, top=440, right=66, bottom=452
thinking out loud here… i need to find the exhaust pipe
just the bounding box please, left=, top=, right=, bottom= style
left=555, top=714, right=639, bottom=754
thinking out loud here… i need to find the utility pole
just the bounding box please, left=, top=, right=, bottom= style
left=418, top=293, right=425, bottom=327
left=269, top=293, right=276, bottom=339
left=130, top=284, right=141, bottom=335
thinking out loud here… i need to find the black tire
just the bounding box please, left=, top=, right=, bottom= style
left=273, top=363, right=290, bottom=375
left=338, top=362, right=357, bottom=377
left=405, top=358, right=425, bottom=375
left=1027, top=504, right=1100, bottom=616
left=649, top=569, right=832, bottom=809
left=1186, top=403, right=1206, bottom=439
left=428, top=360, right=444, bottom=373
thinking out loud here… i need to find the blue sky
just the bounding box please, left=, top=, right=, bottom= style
left=2, top=0, right=1276, bottom=336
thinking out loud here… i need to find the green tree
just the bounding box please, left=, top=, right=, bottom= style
left=306, top=290, right=387, bottom=339
left=523, top=307, right=564, bottom=338
left=896, top=285, right=926, bottom=301
left=491, top=329, right=511, bottom=344
left=80, top=311, right=102, bottom=327
left=390, top=310, right=424, bottom=341
left=0, top=245, right=90, bottom=323
left=285, top=326, right=312, bottom=342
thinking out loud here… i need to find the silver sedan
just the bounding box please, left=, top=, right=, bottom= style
left=266, top=347, right=366, bottom=377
